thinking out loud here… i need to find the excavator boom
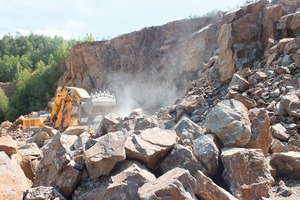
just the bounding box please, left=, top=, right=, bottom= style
left=22, top=86, right=116, bottom=131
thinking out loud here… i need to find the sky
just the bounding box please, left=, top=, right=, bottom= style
left=0, top=0, right=250, bottom=40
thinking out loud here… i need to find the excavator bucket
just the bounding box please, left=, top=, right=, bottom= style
left=80, top=91, right=116, bottom=123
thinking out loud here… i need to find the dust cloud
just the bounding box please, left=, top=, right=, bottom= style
left=107, top=72, right=182, bottom=117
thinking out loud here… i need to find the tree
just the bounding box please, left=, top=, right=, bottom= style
left=0, top=88, right=9, bottom=121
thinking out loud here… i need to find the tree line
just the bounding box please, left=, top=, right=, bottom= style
left=0, top=33, right=94, bottom=122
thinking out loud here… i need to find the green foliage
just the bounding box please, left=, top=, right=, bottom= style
left=0, top=33, right=95, bottom=122
left=0, top=88, right=9, bottom=121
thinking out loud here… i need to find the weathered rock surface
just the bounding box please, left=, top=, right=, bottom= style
left=34, top=132, right=82, bottom=198
left=245, top=108, right=272, bottom=156
left=221, top=148, right=274, bottom=200
left=194, top=170, right=238, bottom=200
left=58, top=17, right=221, bottom=113
left=74, top=161, right=156, bottom=200
left=138, top=167, right=196, bottom=200
left=0, top=135, right=18, bottom=156
left=270, top=151, right=300, bottom=178
left=24, top=186, right=66, bottom=200
left=84, top=131, right=126, bottom=179
left=125, top=127, right=178, bottom=168
left=0, top=151, right=32, bottom=200
left=159, top=144, right=207, bottom=176
left=193, top=134, right=220, bottom=175
left=173, top=116, right=204, bottom=141
left=204, top=99, right=252, bottom=147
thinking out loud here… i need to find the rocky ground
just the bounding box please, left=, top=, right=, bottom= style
left=1, top=0, right=300, bottom=199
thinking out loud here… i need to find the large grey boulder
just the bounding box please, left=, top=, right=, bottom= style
left=84, top=131, right=126, bottom=179
left=138, top=167, right=196, bottom=200
left=125, top=127, right=178, bottom=168
left=221, top=148, right=274, bottom=200
left=204, top=99, right=252, bottom=147
left=173, top=116, right=205, bottom=141
left=193, top=134, right=220, bottom=176
left=159, top=144, right=207, bottom=176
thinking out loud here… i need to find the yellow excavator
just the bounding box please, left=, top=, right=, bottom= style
left=22, top=86, right=116, bottom=131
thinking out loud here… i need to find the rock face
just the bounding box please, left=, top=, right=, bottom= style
left=138, top=167, right=196, bottom=200
left=221, top=148, right=274, bottom=200
left=204, top=99, right=252, bottom=147
left=84, top=131, right=126, bottom=179
left=125, top=127, right=178, bottom=168
left=24, top=186, right=66, bottom=200
left=58, top=17, right=221, bottom=114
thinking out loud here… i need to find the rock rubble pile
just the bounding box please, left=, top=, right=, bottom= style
left=0, top=0, right=300, bottom=199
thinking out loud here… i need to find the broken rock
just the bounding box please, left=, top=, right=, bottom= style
left=125, top=127, right=178, bottom=168
left=245, top=108, right=272, bottom=156
left=270, top=151, right=300, bottom=178
left=159, top=144, right=207, bottom=176
left=173, top=116, right=204, bottom=141
left=74, top=161, right=156, bottom=200
left=0, top=135, right=18, bottom=156
left=84, top=131, right=126, bottom=179
left=34, top=132, right=82, bottom=198
left=138, top=167, right=196, bottom=200
left=271, top=123, right=289, bottom=141
left=204, top=99, right=252, bottom=147
left=221, top=148, right=274, bottom=200
left=194, top=170, right=238, bottom=200
left=24, top=186, right=66, bottom=200
left=0, top=151, right=32, bottom=200
left=193, top=134, right=220, bottom=176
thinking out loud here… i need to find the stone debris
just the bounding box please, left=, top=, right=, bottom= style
left=1, top=0, right=300, bottom=199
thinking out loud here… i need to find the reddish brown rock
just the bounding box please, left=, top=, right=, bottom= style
left=84, top=131, right=126, bottom=179
left=74, top=161, right=156, bottom=200
left=245, top=108, right=272, bottom=156
left=159, top=144, right=207, bottom=176
left=0, top=152, right=32, bottom=200
left=138, top=167, right=196, bottom=200
left=0, top=135, right=18, bottom=156
left=34, top=132, right=82, bottom=198
left=195, top=170, right=238, bottom=200
left=125, top=127, right=178, bottom=168
left=228, top=73, right=250, bottom=92
left=221, top=148, right=274, bottom=200
left=271, top=123, right=289, bottom=141
left=270, top=151, right=300, bottom=178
